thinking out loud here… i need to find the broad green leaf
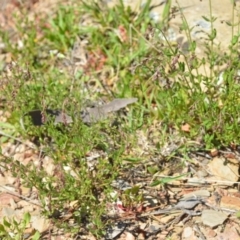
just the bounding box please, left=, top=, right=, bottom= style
left=3, top=218, right=11, bottom=228
left=231, top=35, right=239, bottom=46
left=32, top=231, right=41, bottom=240
left=23, top=212, right=31, bottom=225
left=0, top=224, right=6, bottom=232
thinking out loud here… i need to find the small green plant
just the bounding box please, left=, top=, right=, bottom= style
left=0, top=122, right=17, bottom=144
left=0, top=212, right=40, bottom=240
left=1, top=0, right=240, bottom=238
left=43, top=6, right=80, bottom=53
left=121, top=186, right=144, bottom=211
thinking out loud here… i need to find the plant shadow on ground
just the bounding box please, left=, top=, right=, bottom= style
left=1, top=0, right=240, bottom=238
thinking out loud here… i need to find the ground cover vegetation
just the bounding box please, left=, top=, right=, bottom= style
left=0, top=0, right=240, bottom=239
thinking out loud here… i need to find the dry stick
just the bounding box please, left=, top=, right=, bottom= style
left=0, top=185, right=42, bottom=207
left=193, top=224, right=207, bottom=240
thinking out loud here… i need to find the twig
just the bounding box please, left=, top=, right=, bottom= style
left=0, top=185, right=42, bottom=207
left=193, top=224, right=207, bottom=240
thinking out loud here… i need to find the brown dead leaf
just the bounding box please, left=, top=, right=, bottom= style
left=205, top=228, right=217, bottom=238
left=182, top=226, right=198, bottom=240
left=232, top=192, right=240, bottom=198
left=223, top=152, right=236, bottom=159
left=207, top=157, right=239, bottom=183
left=23, top=227, right=35, bottom=238
left=120, top=232, right=135, bottom=240
left=220, top=195, right=240, bottom=210
left=84, top=49, right=107, bottom=74
left=181, top=123, right=190, bottom=132
left=210, top=148, right=218, bottom=157
left=180, top=188, right=200, bottom=195
left=117, top=25, right=128, bottom=42
left=218, top=224, right=240, bottom=240
left=31, top=215, right=50, bottom=232
left=0, top=192, right=19, bottom=206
